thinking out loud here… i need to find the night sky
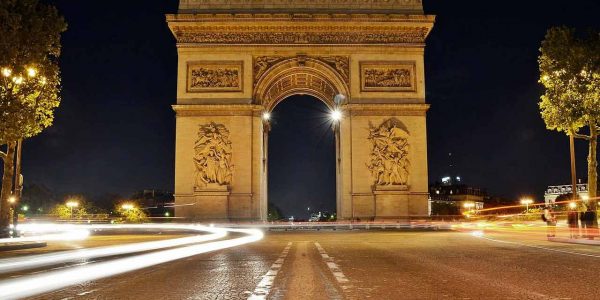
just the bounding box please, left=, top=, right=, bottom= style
left=18, top=0, right=600, bottom=214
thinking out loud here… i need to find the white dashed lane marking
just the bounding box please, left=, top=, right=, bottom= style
left=248, top=242, right=292, bottom=300
left=314, top=242, right=352, bottom=291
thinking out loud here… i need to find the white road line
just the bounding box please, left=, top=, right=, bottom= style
left=314, top=242, right=352, bottom=290
left=248, top=242, right=292, bottom=300
left=473, top=234, right=600, bottom=259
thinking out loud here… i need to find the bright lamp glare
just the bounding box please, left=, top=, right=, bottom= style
left=27, top=67, right=37, bottom=77
left=121, top=203, right=134, bottom=210
left=330, top=109, right=342, bottom=121
left=1, top=68, right=11, bottom=77
left=262, top=112, right=271, bottom=121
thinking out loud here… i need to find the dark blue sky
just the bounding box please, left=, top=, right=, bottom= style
left=19, top=0, right=600, bottom=211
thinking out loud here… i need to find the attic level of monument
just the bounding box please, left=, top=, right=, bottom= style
left=178, top=0, right=424, bottom=14
left=167, top=14, right=435, bottom=45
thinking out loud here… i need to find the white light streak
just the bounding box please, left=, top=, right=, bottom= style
left=0, top=224, right=226, bottom=274
left=0, top=226, right=263, bottom=299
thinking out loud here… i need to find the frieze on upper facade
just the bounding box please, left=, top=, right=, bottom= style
left=178, top=0, right=423, bottom=13
left=173, top=27, right=430, bottom=45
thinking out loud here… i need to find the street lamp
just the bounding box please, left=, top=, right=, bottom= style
left=121, top=203, right=135, bottom=210
left=330, top=109, right=342, bottom=122
left=262, top=111, right=271, bottom=121
left=520, top=198, right=534, bottom=213
left=66, top=200, right=79, bottom=219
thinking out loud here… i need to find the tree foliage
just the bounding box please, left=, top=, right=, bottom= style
left=50, top=203, right=88, bottom=219
left=116, top=203, right=148, bottom=223
left=538, top=26, right=600, bottom=203
left=0, top=0, right=67, bottom=143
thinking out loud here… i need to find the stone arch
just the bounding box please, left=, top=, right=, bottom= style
left=254, top=57, right=350, bottom=111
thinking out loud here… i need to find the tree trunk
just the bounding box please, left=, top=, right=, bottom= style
left=588, top=125, right=597, bottom=203
left=0, top=141, right=16, bottom=238
left=587, top=125, right=598, bottom=230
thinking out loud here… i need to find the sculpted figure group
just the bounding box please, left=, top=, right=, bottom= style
left=367, top=119, right=410, bottom=186
left=193, top=122, right=234, bottom=188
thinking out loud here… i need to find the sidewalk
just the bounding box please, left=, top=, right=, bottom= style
left=548, top=237, right=600, bottom=246
left=0, top=241, right=47, bottom=251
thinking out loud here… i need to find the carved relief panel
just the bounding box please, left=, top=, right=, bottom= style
left=193, top=122, right=234, bottom=189
left=360, top=62, right=416, bottom=92
left=366, top=118, right=410, bottom=186
left=187, top=61, right=243, bottom=92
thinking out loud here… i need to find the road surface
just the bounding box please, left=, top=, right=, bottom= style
left=3, top=226, right=600, bottom=299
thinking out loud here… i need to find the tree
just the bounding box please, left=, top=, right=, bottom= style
left=116, top=202, right=148, bottom=223
left=0, top=0, right=67, bottom=236
left=50, top=203, right=86, bottom=220
left=538, top=27, right=600, bottom=211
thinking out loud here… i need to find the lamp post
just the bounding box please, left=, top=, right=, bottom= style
left=8, top=196, right=16, bottom=236
left=520, top=198, right=534, bottom=214
left=66, top=200, right=79, bottom=219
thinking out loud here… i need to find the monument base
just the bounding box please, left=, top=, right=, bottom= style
left=176, top=184, right=231, bottom=221
left=374, top=185, right=410, bottom=220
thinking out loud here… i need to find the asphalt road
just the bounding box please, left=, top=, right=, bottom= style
left=5, top=227, right=600, bottom=299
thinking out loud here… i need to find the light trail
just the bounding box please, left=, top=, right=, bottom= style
left=0, top=224, right=227, bottom=274
left=0, top=227, right=263, bottom=300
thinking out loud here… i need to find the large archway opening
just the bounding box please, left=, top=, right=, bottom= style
left=267, top=95, right=337, bottom=221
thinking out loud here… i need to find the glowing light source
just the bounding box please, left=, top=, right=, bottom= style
left=8, top=196, right=16, bottom=204
left=262, top=112, right=271, bottom=121
left=471, top=230, right=484, bottom=237
left=581, top=195, right=589, bottom=201
left=330, top=109, right=342, bottom=121
left=568, top=202, right=577, bottom=209
left=66, top=201, right=79, bottom=208
left=12, top=76, right=24, bottom=84
left=520, top=198, right=533, bottom=213
left=121, top=203, right=135, bottom=210
left=1, top=68, right=11, bottom=77
left=26, top=67, right=37, bottom=77
left=21, top=205, right=29, bottom=211
left=463, top=202, right=475, bottom=209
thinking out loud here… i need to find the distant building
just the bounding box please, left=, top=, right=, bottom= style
left=131, top=189, right=174, bottom=217
left=544, top=183, right=588, bottom=205
left=428, top=153, right=485, bottom=215
left=429, top=182, right=486, bottom=215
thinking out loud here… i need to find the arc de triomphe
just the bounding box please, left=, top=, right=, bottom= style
left=167, top=0, right=435, bottom=220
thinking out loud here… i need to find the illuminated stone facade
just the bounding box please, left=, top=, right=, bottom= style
left=168, top=0, right=435, bottom=220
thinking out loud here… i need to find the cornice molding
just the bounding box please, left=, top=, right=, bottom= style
left=167, top=14, right=435, bottom=45
left=177, top=0, right=424, bottom=14
left=173, top=104, right=264, bottom=117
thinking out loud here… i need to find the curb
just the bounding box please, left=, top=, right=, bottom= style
left=0, top=241, right=47, bottom=252
left=548, top=237, right=600, bottom=246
